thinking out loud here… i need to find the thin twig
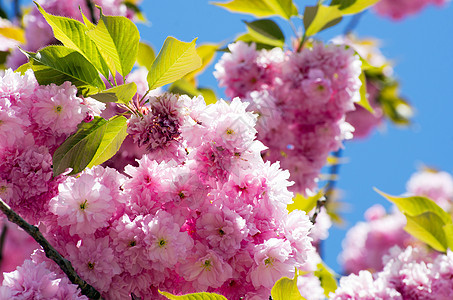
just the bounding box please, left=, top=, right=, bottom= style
left=13, top=0, right=21, bottom=20
left=310, top=148, right=343, bottom=224
left=0, top=198, right=102, bottom=300
left=0, top=223, right=7, bottom=268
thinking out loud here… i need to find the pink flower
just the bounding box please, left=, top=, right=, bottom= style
left=374, top=0, right=449, bottom=20
left=2, top=260, right=87, bottom=299
left=249, top=238, right=296, bottom=289
left=65, top=236, right=121, bottom=293
left=179, top=243, right=233, bottom=290
left=49, top=171, right=115, bottom=236
left=142, top=210, right=193, bottom=271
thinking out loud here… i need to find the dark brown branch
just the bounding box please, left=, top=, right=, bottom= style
left=0, top=198, right=102, bottom=300
left=0, top=223, right=7, bottom=267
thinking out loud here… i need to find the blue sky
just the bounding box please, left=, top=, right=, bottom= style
left=137, top=1, right=453, bottom=273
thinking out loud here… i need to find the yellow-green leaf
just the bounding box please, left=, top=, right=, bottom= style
left=159, top=290, right=227, bottom=300
left=271, top=274, right=306, bottom=300
left=147, top=37, right=202, bottom=90
left=244, top=19, right=285, bottom=48
left=405, top=212, right=448, bottom=252
left=314, top=263, right=338, bottom=297
left=86, top=115, right=128, bottom=168
left=199, top=87, right=217, bottom=105
left=22, top=45, right=105, bottom=96
left=15, top=62, right=32, bottom=74
left=303, top=5, right=343, bottom=37
left=212, top=0, right=298, bottom=20
left=356, top=71, right=375, bottom=113
left=287, top=190, right=324, bottom=213
left=90, top=82, right=137, bottom=104
left=137, top=42, right=155, bottom=70
left=443, top=223, right=453, bottom=250
left=87, top=7, right=140, bottom=77
left=185, top=44, right=219, bottom=80
left=36, top=2, right=110, bottom=79
left=330, top=0, right=381, bottom=15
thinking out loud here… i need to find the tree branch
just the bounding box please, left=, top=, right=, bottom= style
left=0, top=222, right=7, bottom=268
left=310, top=148, right=343, bottom=224
left=0, top=198, right=102, bottom=300
left=85, top=0, right=97, bottom=24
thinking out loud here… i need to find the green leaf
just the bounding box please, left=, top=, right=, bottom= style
left=137, top=42, right=155, bottom=70
left=90, top=82, right=137, bottom=104
left=376, top=189, right=453, bottom=251
left=314, top=263, right=338, bottom=297
left=53, top=116, right=126, bottom=176
left=22, top=45, right=105, bottom=95
left=287, top=190, right=324, bottom=213
left=378, top=82, right=413, bottom=126
left=199, top=87, right=217, bottom=105
left=185, top=44, right=219, bottom=80
left=159, top=290, right=227, bottom=300
left=87, top=7, right=140, bottom=77
left=80, top=8, right=95, bottom=30
left=147, top=37, right=202, bottom=90
left=86, top=115, right=128, bottom=168
left=303, top=5, right=343, bottom=37
left=124, top=1, right=148, bottom=23
left=36, top=2, right=110, bottom=79
left=405, top=212, right=448, bottom=252
left=236, top=33, right=277, bottom=50
left=212, top=0, right=298, bottom=20
left=330, top=0, right=380, bottom=15
left=169, top=78, right=201, bottom=97
left=244, top=19, right=285, bottom=48
left=15, top=62, right=32, bottom=74
left=271, top=273, right=306, bottom=300
left=356, top=71, right=375, bottom=113
left=375, top=190, right=453, bottom=225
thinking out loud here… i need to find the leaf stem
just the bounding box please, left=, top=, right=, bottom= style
left=0, top=198, right=103, bottom=300
left=296, top=32, right=306, bottom=52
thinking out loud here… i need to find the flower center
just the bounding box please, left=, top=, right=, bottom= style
left=158, top=239, right=166, bottom=247
left=54, top=105, right=63, bottom=113
left=264, top=257, right=274, bottom=266
left=87, top=261, right=95, bottom=270
left=203, top=259, right=212, bottom=270
left=178, top=191, right=185, bottom=199
left=226, top=128, right=234, bottom=135
left=129, top=240, right=136, bottom=247
left=218, top=228, right=225, bottom=236
left=79, top=199, right=88, bottom=210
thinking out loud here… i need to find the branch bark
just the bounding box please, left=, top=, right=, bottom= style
left=0, top=198, right=102, bottom=300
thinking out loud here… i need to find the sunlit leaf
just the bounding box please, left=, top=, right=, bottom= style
left=185, top=44, right=219, bottom=80
left=87, top=7, right=140, bottom=77
left=356, top=71, right=375, bottom=113
left=236, top=33, right=276, bottom=50
left=244, top=19, right=285, bottom=48
left=314, top=263, right=338, bottom=297
left=159, top=290, right=227, bottom=300
left=199, top=87, right=217, bottom=105
left=271, top=273, right=305, bottom=300
left=287, top=190, right=324, bottom=213
left=330, top=0, right=380, bottom=15
left=405, top=212, right=448, bottom=252
left=376, top=189, right=453, bottom=251
left=15, top=62, right=32, bottom=74
left=303, top=5, right=342, bottom=37
left=147, top=37, right=202, bottom=89
left=90, top=82, right=137, bottom=104
left=137, top=42, right=155, bottom=70
left=22, top=45, right=105, bottom=95
left=36, top=2, right=110, bottom=78
left=86, top=116, right=128, bottom=168
left=53, top=116, right=126, bottom=176
left=378, top=82, right=413, bottom=125
left=212, top=0, right=298, bottom=20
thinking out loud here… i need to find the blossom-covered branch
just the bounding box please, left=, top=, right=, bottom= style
left=0, top=198, right=102, bottom=300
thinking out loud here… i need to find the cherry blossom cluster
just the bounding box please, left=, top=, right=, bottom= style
left=332, top=245, right=453, bottom=299
left=214, top=41, right=362, bottom=194
left=340, top=169, right=453, bottom=274
left=373, top=0, right=449, bottom=20
left=7, top=0, right=142, bottom=69
left=0, top=68, right=316, bottom=298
